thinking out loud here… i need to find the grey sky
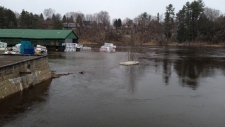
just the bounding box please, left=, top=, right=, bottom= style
left=1, top=0, right=225, bottom=20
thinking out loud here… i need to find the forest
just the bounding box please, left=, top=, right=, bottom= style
left=0, top=0, right=225, bottom=45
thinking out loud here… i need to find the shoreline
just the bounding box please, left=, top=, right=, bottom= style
left=79, top=40, right=225, bottom=48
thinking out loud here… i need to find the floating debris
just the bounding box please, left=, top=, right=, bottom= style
left=120, top=61, right=139, bottom=66
left=79, top=71, right=85, bottom=74
left=51, top=72, right=73, bottom=78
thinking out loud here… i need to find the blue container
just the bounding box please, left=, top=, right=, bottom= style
left=24, top=48, right=34, bottom=54
left=20, top=41, right=34, bottom=55
left=21, top=41, right=30, bottom=45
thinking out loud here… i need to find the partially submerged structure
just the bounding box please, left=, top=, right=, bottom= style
left=0, top=29, right=79, bottom=51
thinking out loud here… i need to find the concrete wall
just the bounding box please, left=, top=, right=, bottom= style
left=0, top=56, right=52, bottom=99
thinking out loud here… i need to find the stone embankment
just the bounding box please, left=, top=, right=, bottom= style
left=0, top=55, right=52, bottom=99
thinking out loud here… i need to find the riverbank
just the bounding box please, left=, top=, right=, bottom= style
left=79, top=39, right=225, bottom=48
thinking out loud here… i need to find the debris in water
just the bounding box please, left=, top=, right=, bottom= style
left=52, top=72, right=73, bottom=78
left=79, top=71, right=85, bottom=74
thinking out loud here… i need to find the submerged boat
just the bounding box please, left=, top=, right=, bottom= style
left=99, top=43, right=116, bottom=52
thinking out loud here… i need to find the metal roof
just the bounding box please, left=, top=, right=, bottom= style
left=0, top=29, right=78, bottom=39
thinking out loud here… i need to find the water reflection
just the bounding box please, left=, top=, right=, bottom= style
left=141, top=47, right=225, bottom=90
left=1, top=48, right=225, bottom=126
left=47, top=52, right=64, bottom=59
left=0, top=79, right=52, bottom=126
left=162, top=50, right=172, bottom=85
left=174, top=48, right=225, bottom=90
left=126, top=66, right=137, bottom=94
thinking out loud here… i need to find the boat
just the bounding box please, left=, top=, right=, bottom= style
left=76, top=44, right=83, bottom=51
left=99, top=43, right=116, bottom=52
left=35, top=45, right=48, bottom=55
left=63, top=43, right=83, bottom=52
left=82, top=46, right=92, bottom=50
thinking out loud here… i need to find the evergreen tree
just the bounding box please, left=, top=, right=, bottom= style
left=164, top=4, right=175, bottom=42
left=40, top=13, right=44, bottom=20
left=53, top=20, right=63, bottom=29
left=52, top=13, right=63, bottom=29
left=19, top=11, right=32, bottom=28
left=176, top=0, right=204, bottom=43
left=176, top=7, right=186, bottom=43
left=117, top=18, right=122, bottom=28
left=0, top=7, right=4, bottom=28
left=113, top=19, right=118, bottom=29
left=0, top=7, right=17, bottom=28
left=62, top=15, right=67, bottom=23
left=198, top=13, right=212, bottom=41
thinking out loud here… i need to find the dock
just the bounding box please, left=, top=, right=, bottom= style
left=0, top=55, right=41, bottom=68
left=0, top=54, right=52, bottom=99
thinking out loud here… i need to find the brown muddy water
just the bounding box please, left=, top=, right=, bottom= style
left=0, top=47, right=225, bottom=127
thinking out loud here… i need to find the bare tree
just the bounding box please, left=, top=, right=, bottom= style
left=64, top=12, right=84, bottom=23
left=85, top=14, right=93, bottom=21
left=123, top=18, right=133, bottom=27
left=97, top=11, right=110, bottom=28
left=14, top=11, right=20, bottom=19
left=43, top=8, right=55, bottom=19
left=204, top=7, right=221, bottom=21
left=65, top=12, right=71, bottom=18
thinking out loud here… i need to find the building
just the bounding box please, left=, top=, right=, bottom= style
left=63, top=23, right=76, bottom=30
left=0, top=29, right=79, bottom=51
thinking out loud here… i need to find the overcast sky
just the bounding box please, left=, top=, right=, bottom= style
left=1, top=0, right=225, bottom=20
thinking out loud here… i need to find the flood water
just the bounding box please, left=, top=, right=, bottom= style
left=1, top=46, right=225, bottom=127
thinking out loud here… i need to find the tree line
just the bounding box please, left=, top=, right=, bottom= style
left=0, top=0, right=225, bottom=44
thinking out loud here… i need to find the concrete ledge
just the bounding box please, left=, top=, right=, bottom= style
left=0, top=55, right=52, bottom=99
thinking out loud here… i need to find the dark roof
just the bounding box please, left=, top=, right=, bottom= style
left=0, top=29, right=78, bottom=39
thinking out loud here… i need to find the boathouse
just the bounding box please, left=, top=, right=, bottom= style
left=0, top=29, right=79, bottom=51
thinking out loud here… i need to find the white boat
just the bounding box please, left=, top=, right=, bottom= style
left=99, top=43, right=116, bottom=52
left=35, top=45, right=48, bottom=55
left=63, top=43, right=83, bottom=52
left=82, top=46, right=92, bottom=50
left=76, top=44, right=83, bottom=51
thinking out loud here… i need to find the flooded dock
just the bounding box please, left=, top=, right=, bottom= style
left=0, top=47, right=225, bottom=127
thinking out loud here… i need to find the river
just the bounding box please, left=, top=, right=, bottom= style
left=0, top=46, right=225, bottom=127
